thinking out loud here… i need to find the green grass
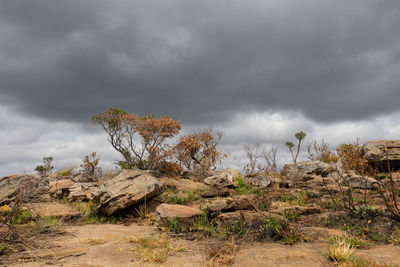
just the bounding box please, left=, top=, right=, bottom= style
left=168, top=217, right=182, bottom=233
left=235, top=177, right=255, bottom=195
left=191, top=211, right=216, bottom=235
left=167, top=196, right=186, bottom=205
left=222, top=220, right=249, bottom=238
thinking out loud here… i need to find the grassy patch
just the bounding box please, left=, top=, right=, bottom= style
left=260, top=216, right=306, bottom=245
left=167, top=217, right=183, bottom=233
left=167, top=195, right=187, bottom=205
left=129, top=235, right=184, bottom=263
left=191, top=211, right=216, bottom=235
left=235, top=177, right=255, bottom=195
left=222, top=220, right=249, bottom=238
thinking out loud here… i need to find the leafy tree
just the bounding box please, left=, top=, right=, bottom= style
left=35, top=156, right=54, bottom=175
left=92, top=108, right=181, bottom=170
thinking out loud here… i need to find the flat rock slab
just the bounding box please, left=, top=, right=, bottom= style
left=357, top=245, right=400, bottom=265
left=233, top=242, right=329, bottom=267
left=156, top=204, right=202, bottom=219
left=28, top=202, right=81, bottom=218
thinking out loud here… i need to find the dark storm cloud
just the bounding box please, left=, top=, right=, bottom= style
left=1, top=0, right=400, bottom=125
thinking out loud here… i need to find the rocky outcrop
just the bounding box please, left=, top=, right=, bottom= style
left=96, top=170, right=163, bottom=215
left=362, top=140, right=400, bottom=170
left=0, top=174, right=49, bottom=205
left=68, top=182, right=99, bottom=202
left=203, top=168, right=241, bottom=188
left=155, top=204, right=202, bottom=225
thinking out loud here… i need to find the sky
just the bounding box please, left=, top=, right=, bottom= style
left=1, top=0, right=400, bottom=176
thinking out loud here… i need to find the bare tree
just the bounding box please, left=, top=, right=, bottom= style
left=243, top=143, right=261, bottom=175
left=260, top=147, right=278, bottom=173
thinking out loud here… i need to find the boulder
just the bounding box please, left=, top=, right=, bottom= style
left=342, top=170, right=378, bottom=189
left=362, top=140, right=400, bottom=170
left=243, top=175, right=271, bottom=189
left=282, top=160, right=334, bottom=178
left=68, top=182, right=99, bottom=202
left=215, top=210, right=267, bottom=230
left=203, top=168, right=241, bottom=188
left=200, top=187, right=232, bottom=198
left=205, top=195, right=256, bottom=215
left=155, top=204, right=202, bottom=225
left=0, top=174, right=49, bottom=205
left=96, top=170, right=163, bottom=215
left=49, top=179, right=75, bottom=198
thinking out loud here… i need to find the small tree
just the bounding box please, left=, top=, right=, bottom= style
left=92, top=108, right=182, bottom=170
left=81, top=152, right=101, bottom=180
left=173, top=129, right=224, bottom=178
left=285, top=131, right=306, bottom=164
left=35, top=156, right=54, bottom=176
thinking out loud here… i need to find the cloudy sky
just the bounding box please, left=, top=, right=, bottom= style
left=1, top=0, right=400, bottom=176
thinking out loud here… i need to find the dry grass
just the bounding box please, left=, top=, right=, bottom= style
left=327, top=234, right=391, bottom=267
left=204, top=237, right=238, bottom=267
left=327, top=235, right=356, bottom=264
left=129, top=235, right=185, bottom=263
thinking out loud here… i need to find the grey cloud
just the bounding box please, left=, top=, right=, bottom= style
left=0, top=0, right=400, bottom=126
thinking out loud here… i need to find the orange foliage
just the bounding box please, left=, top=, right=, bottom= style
left=174, top=129, right=224, bottom=177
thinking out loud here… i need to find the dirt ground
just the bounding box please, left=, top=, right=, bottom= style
left=2, top=223, right=400, bottom=267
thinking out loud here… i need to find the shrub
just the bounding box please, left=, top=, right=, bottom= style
left=337, top=143, right=370, bottom=175
left=173, top=129, right=224, bottom=178
left=157, top=161, right=183, bottom=177
left=92, top=109, right=181, bottom=171
left=81, top=152, right=102, bottom=180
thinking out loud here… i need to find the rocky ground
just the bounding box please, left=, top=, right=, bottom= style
left=2, top=140, right=400, bottom=266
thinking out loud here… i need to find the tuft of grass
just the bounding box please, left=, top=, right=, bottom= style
left=129, top=235, right=184, bottom=263
left=327, top=234, right=356, bottom=264
left=191, top=211, right=216, bottom=235
left=329, top=234, right=368, bottom=249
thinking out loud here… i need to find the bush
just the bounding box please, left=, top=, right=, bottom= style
left=173, top=129, right=224, bottom=178
left=337, top=143, right=370, bottom=175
